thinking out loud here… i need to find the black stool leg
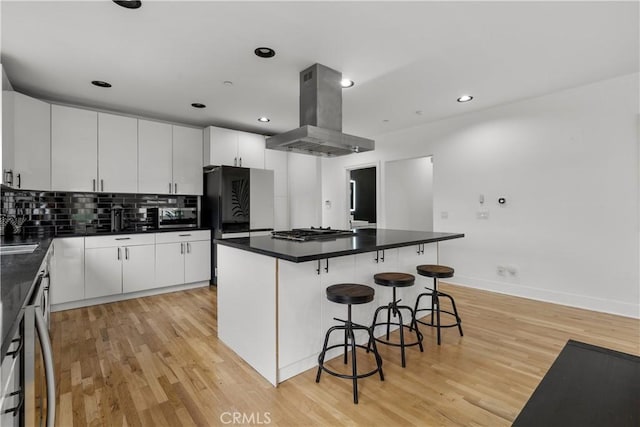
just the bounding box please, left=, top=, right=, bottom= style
left=349, top=326, right=358, bottom=403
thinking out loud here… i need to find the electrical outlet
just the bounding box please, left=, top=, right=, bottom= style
left=506, top=266, right=517, bottom=276
left=441, top=211, right=449, bottom=219
left=496, top=265, right=506, bottom=276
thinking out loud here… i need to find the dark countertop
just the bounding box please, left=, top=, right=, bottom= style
left=1, top=236, right=52, bottom=356
left=215, top=228, right=465, bottom=263
left=0, top=226, right=211, bottom=356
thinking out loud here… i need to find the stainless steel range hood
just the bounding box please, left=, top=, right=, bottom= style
left=266, top=64, right=374, bottom=157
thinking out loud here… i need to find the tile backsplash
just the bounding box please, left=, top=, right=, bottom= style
left=0, top=185, right=198, bottom=237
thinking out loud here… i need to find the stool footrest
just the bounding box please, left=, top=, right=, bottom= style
left=317, top=344, right=383, bottom=380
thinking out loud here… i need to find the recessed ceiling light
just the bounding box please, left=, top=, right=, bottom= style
left=254, top=47, right=276, bottom=58
left=91, top=80, right=112, bottom=88
left=340, top=79, right=355, bottom=88
left=383, top=119, right=390, bottom=122
left=457, top=95, right=473, bottom=102
left=223, top=80, right=234, bottom=86
left=258, top=117, right=271, bottom=123
left=113, top=0, right=142, bottom=9
left=191, top=103, right=206, bottom=109
left=415, top=110, right=423, bottom=115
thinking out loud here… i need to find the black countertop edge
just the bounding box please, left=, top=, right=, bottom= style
left=1, top=238, right=53, bottom=357
left=215, top=230, right=465, bottom=263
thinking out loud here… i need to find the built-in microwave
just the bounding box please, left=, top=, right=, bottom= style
left=157, top=208, right=198, bottom=229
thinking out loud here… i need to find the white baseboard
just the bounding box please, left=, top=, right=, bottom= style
left=447, top=276, right=640, bottom=319
left=51, top=281, right=209, bottom=312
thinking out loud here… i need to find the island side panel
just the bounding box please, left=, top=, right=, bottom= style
left=217, top=245, right=278, bottom=386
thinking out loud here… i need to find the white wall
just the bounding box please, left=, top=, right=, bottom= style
left=288, top=152, right=322, bottom=228
left=319, top=73, right=639, bottom=318
left=385, top=156, right=433, bottom=231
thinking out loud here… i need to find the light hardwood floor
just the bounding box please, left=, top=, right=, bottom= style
left=51, top=284, right=639, bottom=426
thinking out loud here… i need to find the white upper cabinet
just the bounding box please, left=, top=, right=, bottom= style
left=2, top=91, right=51, bottom=190
left=51, top=105, right=98, bottom=192
left=138, top=119, right=173, bottom=194
left=98, top=112, right=138, bottom=193
left=237, top=131, right=266, bottom=169
left=204, top=126, right=265, bottom=169
left=172, top=125, right=203, bottom=195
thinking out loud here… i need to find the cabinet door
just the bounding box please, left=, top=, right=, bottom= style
left=4, top=91, right=51, bottom=190
left=85, top=247, right=123, bottom=299
left=155, top=242, right=185, bottom=287
left=265, top=149, right=288, bottom=197
left=204, top=126, right=238, bottom=167
left=172, top=125, right=203, bottom=195
left=98, top=113, right=138, bottom=193
left=138, top=119, right=173, bottom=194
left=51, top=105, right=98, bottom=191
left=50, top=237, right=85, bottom=304
left=250, top=168, right=274, bottom=230
left=237, top=131, right=265, bottom=169
left=184, top=240, right=210, bottom=283
left=122, top=244, right=156, bottom=293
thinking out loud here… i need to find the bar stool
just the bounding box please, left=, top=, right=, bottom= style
left=370, top=272, right=423, bottom=367
left=413, top=264, right=463, bottom=345
left=316, top=283, right=384, bottom=404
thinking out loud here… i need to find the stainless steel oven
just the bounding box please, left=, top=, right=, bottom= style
left=24, top=271, right=55, bottom=427
left=157, top=207, right=198, bottom=229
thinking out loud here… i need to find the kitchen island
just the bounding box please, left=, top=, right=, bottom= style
left=215, top=228, right=464, bottom=386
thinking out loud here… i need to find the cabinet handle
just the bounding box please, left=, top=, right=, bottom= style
left=117, top=247, right=121, bottom=260
left=125, top=247, right=129, bottom=260
left=175, top=183, right=178, bottom=194
left=93, top=179, right=96, bottom=192
left=6, top=337, right=22, bottom=359
left=101, top=179, right=104, bottom=192
left=234, top=157, right=237, bottom=166
left=16, top=173, right=21, bottom=188
left=178, top=234, right=191, bottom=237
left=180, top=243, right=184, bottom=254
left=187, top=242, right=191, bottom=253
left=115, top=237, right=130, bottom=241
left=239, top=157, right=242, bottom=167
left=2, top=389, right=24, bottom=416
left=169, top=182, right=172, bottom=193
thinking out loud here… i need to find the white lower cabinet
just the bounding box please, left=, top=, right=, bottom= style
left=84, top=234, right=156, bottom=299
left=122, top=244, right=156, bottom=293
left=50, top=237, right=85, bottom=304
left=155, top=230, right=211, bottom=288
left=85, top=246, right=123, bottom=299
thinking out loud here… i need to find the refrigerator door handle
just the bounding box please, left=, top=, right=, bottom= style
left=35, top=308, right=56, bottom=427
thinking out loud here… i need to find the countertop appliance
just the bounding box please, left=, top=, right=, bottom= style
left=271, top=227, right=354, bottom=241
left=266, top=63, right=374, bottom=157
left=202, top=166, right=274, bottom=283
left=156, top=207, right=198, bottom=229
left=110, top=205, right=124, bottom=232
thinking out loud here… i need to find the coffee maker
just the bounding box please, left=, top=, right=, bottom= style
left=110, top=205, right=125, bottom=232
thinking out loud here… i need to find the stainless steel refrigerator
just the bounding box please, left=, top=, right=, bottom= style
left=202, top=166, right=274, bottom=283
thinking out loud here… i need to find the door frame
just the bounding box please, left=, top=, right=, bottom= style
left=344, top=161, right=380, bottom=230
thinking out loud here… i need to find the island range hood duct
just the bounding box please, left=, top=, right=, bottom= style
left=266, top=63, right=374, bottom=157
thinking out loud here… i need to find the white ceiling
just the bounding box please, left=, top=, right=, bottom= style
left=2, top=1, right=638, bottom=138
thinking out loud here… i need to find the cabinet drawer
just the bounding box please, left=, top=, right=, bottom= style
left=85, top=233, right=155, bottom=249
left=155, top=230, right=211, bottom=244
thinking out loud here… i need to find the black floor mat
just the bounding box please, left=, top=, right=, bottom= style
left=512, top=339, right=640, bottom=427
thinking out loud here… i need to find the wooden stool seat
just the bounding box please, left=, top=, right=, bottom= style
left=417, top=264, right=454, bottom=279
left=374, top=272, right=415, bottom=287
left=326, top=284, right=375, bottom=305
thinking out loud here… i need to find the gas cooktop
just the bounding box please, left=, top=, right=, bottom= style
left=271, top=227, right=354, bottom=242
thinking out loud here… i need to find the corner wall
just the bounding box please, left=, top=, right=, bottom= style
left=320, top=73, right=640, bottom=317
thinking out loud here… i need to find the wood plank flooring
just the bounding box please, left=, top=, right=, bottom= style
left=51, top=284, right=639, bottom=426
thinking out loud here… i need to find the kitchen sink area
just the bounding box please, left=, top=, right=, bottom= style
left=0, top=243, right=39, bottom=255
